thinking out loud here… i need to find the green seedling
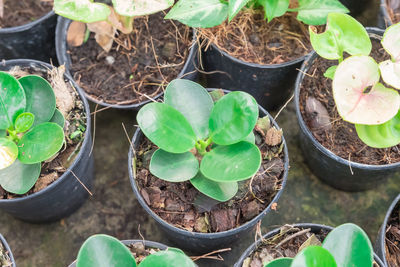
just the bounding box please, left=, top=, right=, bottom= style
left=165, top=0, right=348, bottom=28
left=76, top=234, right=196, bottom=267
left=264, top=223, right=374, bottom=267
left=0, top=72, right=65, bottom=194
left=137, top=79, right=262, bottom=202
left=310, top=13, right=400, bottom=148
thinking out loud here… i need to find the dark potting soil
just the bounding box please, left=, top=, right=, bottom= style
left=0, top=66, right=87, bottom=199
left=299, top=39, right=400, bottom=165
left=135, top=126, right=285, bottom=233
left=0, top=241, right=12, bottom=267
left=198, top=8, right=311, bottom=65
left=0, top=0, right=52, bottom=28
left=385, top=204, right=400, bottom=267
left=127, top=242, right=161, bottom=264
left=386, top=0, right=400, bottom=23
left=69, top=12, right=192, bottom=105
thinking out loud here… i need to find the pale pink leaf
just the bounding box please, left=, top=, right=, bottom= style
left=382, top=23, right=400, bottom=62
left=379, top=60, right=400, bottom=89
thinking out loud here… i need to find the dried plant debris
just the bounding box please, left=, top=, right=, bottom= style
left=387, top=0, right=400, bottom=24
left=127, top=242, right=161, bottom=264
left=0, top=242, right=11, bottom=267
left=386, top=204, right=400, bottom=267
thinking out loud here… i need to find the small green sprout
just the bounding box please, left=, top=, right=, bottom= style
left=76, top=234, right=196, bottom=267
left=264, top=223, right=374, bottom=267
left=0, top=72, right=65, bottom=194
left=137, top=79, right=262, bottom=202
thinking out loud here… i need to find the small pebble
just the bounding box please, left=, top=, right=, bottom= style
left=105, top=56, right=115, bottom=65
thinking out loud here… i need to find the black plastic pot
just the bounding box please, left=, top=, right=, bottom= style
left=294, top=28, right=400, bottom=192
left=55, top=16, right=199, bottom=110
left=68, top=239, right=168, bottom=267
left=0, top=234, right=15, bottom=267
left=0, top=59, right=94, bottom=223
left=0, top=11, right=57, bottom=63
left=128, top=89, right=289, bottom=253
left=339, top=0, right=372, bottom=16
left=376, top=194, right=400, bottom=267
left=234, top=223, right=385, bottom=267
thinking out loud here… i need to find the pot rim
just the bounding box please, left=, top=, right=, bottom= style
left=0, top=234, right=15, bottom=267
left=0, top=59, right=92, bottom=203
left=0, top=11, right=55, bottom=33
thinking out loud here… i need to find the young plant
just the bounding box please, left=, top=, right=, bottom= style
left=76, top=234, right=196, bottom=267
left=264, top=223, right=374, bottom=267
left=165, top=0, right=349, bottom=28
left=0, top=72, right=65, bottom=194
left=310, top=13, right=400, bottom=148
left=136, top=79, right=262, bottom=202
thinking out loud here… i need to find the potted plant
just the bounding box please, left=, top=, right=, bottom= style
left=380, top=0, right=399, bottom=27
left=0, top=234, right=15, bottom=267
left=68, top=234, right=196, bottom=267
left=165, top=0, right=349, bottom=110
left=0, top=59, right=93, bottom=222
left=0, top=0, right=56, bottom=62
left=54, top=0, right=199, bottom=109
left=234, top=223, right=384, bottom=267
left=128, top=79, right=288, bottom=252
left=294, top=13, right=400, bottom=191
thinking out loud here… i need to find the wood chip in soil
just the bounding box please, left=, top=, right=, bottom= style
left=0, top=0, right=52, bottom=28
left=385, top=203, right=400, bottom=267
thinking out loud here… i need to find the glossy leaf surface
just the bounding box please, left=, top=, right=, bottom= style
left=295, top=0, right=349, bottom=25
left=291, top=246, right=337, bottom=267
left=228, top=0, right=250, bottom=21
left=209, top=91, right=258, bottom=145
left=18, top=123, right=65, bottom=164
left=0, top=130, right=5, bottom=137
left=244, top=131, right=255, bottom=143
left=200, top=142, right=261, bottom=182
left=139, top=248, right=195, bottom=267
left=381, top=22, right=400, bottom=62
left=0, top=138, right=18, bottom=170
left=264, top=257, right=293, bottom=267
left=379, top=60, right=400, bottom=89
left=0, top=72, right=25, bottom=130
left=259, top=0, right=289, bottom=22
left=14, top=112, right=34, bottom=133
left=112, top=0, right=173, bottom=17
left=190, top=172, right=238, bottom=202
left=49, top=109, right=65, bottom=128
left=54, top=0, right=111, bottom=23
left=324, top=65, right=337, bottom=79
left=164, top=79, right=213, bottom=139
left=0, top=160, right=40, bottom=194
left=150, top=149, right=199, bottom=182
left=137, top=103, right=196, bottom=153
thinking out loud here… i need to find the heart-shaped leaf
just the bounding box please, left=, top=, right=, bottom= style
left=200, top=141, right=261, bottom=182
left=164, top=79, right=214, bottom=140
left=139, top=248, right=195, bottom=267
left=165, top=0, right=229, bottom=28
left=379, top=60, right=400, bottom=90
left=19, top=75, right=56, bottom=127
left=295, top=0, right=349, bottom=25
left=322, top=223, right=373, bottom=267
left=0, top=138, right=18, bottom=170
left=209, top=91, right=258, bottom=145
left=54, top=0, right=111, bottom=23
left=264, top=257, right=293, bottom=267
left=0, top=160, right=40, bottom=194
left=112, top=0, right=173, bottom=17
left=324, top=65, right=337, bottom=79
left=0, top=72, right=26, bottom=130
left=14, top=112, right=34, bottom=133
left=228, top=0, right=250, bottom=21
left=190, top=172, right=238, bottom=202
left=49, top=109, right=65, bottom=128
left=77, top=234, right=136, bottom=267
left=381, top=23, right=400, bottom=62
left=259, top=0, right=289, bottom=22
left=150, top=149, right=199, bottom=182
left=291, top=246, right=337, bottom=267
left=333, top=55, right=400, bottom=125
left=137, top=103, right=196, bottom=153
left=18, top=122, right=65, bottom=164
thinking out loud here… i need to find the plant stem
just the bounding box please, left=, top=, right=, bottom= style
left=196, top=138, right=213, bottom=156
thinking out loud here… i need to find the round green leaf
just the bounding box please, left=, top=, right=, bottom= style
left=113, top=0, right=173, bottom=17
left=264, top=257, right=293, bottom=267
left=209, top=91, right=259, bottom=145
left=322, top=223, right=373, bottom=267
left=0, top=130, right=5, bottom=137
left=150, top=149, right=199, bottom=182
left=0, top=138, right=18, bottom=170
left=291, top=246, right=337, bottom=267
left=18, top=123, right=65, bottom=164
left=164, top=79, right=214, bottom=140
left=77, top=234, right=136, bottom=267
left=54, top=0, right=111, bottom=23
left=137, top=102, right=196, bottom=153
left=244, top=131, right=255, bottom=144
left=190, top=172, right=238, bottom=202
left=19, top=75, right=56, bottom=127
left=381, top=22, right=400, bottom=62
left=0, top=72, right=26, bottom=130
left=200, top=142, right=261, bottom=182
left=14, top=112, right=34, bottom=133
left=139, top=248, right=195, bottom=267
left=0, top=160, right=40, bottom=194
left=379, top=60, right=400, bottom=90
left=49, top=109, right=65, bottom=128
left=296, top=0, right=349, bottom=25
left=259, top=0, right=289, bottom=23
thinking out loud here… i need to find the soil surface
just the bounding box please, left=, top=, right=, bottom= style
left=386, top=0, right=400, bottom=23
left=299, top=39, right=400, bottom=165
left=127, top=242, right=161, bottom=264
left=385, top=203, right=400, bottom=267
left=0, top=0, right=52, bottom=28
left=199, top=8, right=311, bottom=65
left=0, top=240, right=12, bottom=267
left=69, top=12, right=192, bottom=105
left=0, top=66, right=87, bottom=199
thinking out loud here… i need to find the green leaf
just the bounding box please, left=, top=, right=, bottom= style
left=0, top=138, right=18, bottom=170
left=14, top=112, right=34, bottom=133
left=379, top=60, right=400, bottom=90
left=291, top=246, right=337, bottom=267
left=295, top=0, right=349, bottom=25
left=190, top=172, right=238, bottom=202
left=258, top=0, right=289, bottom=22
left=323, top=65, right=337, bottom=79
left=244, top=131, right=255, bottom=143
left=0, top=72, right=26, bottom=130
left=381, top=22, right=400, bottom=63
left=200, top=142, right=261, bottom=182
left=19, top=75, right=56, bottom=127
left=264, top=258, right=293, bottom=267
left=18, top=123, right=65, bottom=164
left=49, top=109, right=65, bottom=128
left=77, top=234, right=136, bottom=267
left=139, top=247, right=195, bottom=267
left=54, top=0, right=111, bottom=23
left=112, top=0, right=173, bottom=17
left=137, top=103, right=196, bottom=153
left=0, top=130, right=5, bottom=137
left=229, top=0, right=250, bottom=21
left=209, top=91, right=258, bottom=145
left=0, top=160, right=40, bottom=194
left=164, top=79, right=214, bottom=140
left=150, top=149, right=199, bottom=182
left=165, top=0, right=229, bottom=28
left=355, top=110, right=400, bottom=148
left=322, top=223, right=373, bottom=267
